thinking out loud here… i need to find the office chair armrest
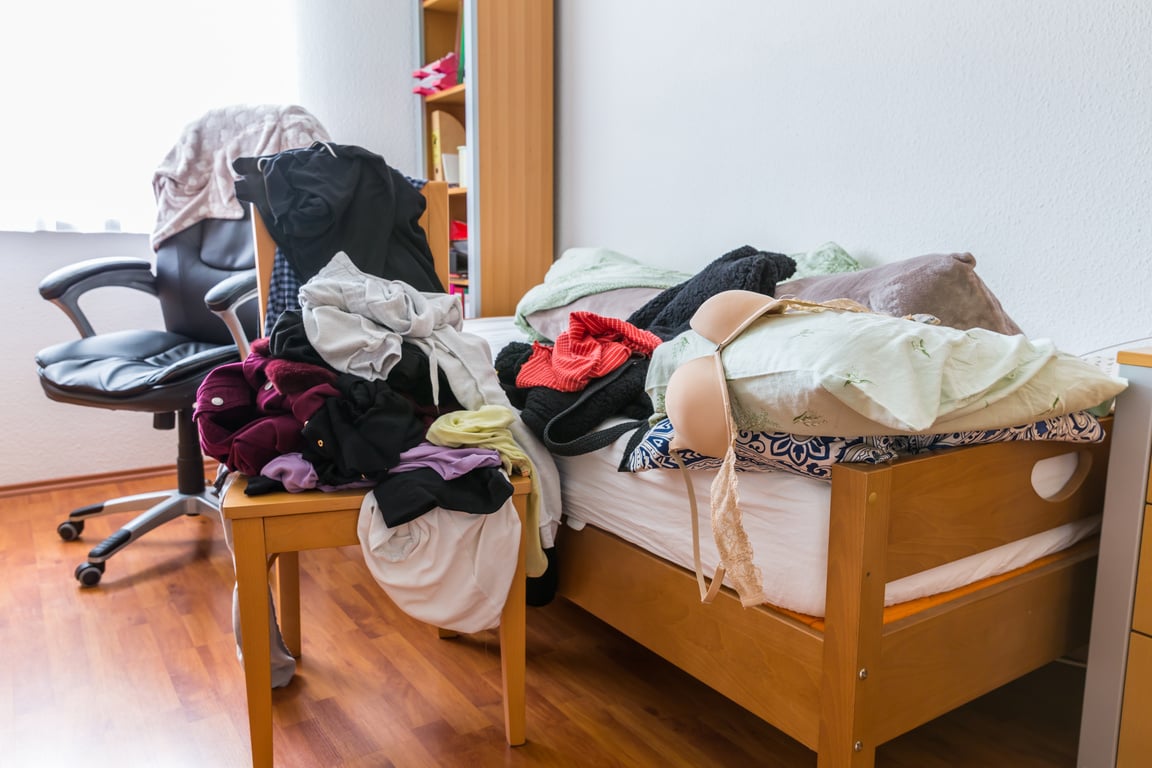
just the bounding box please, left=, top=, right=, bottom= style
left=205, top=269, right=259, bottom=360
left=39, top=257, right=159, bottom=338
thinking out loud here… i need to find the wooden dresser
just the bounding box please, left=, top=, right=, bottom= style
left=1080, top=349, right=1152, bottom=766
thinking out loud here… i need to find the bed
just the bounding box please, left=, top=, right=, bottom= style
left=479, top=246, right=1124, bottom=767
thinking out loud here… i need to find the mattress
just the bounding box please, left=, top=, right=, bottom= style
left=464, top=316, right=1101, bottom=617
left=464, top=315, right=534, bottom=361
left=554, top=422, right=1100, bottom=616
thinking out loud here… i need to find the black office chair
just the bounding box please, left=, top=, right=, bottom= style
left=35, top=214, right=260, bottom=586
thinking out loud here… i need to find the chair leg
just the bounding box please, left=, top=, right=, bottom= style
left=500, top=490, right=529, bottom=747
left=63, top=407, right=219, bottom=586
left=61, top=489, right=207, bottom=528
left=273, top=552, right=302, bottom=658
left=68, top=491, right=219, bottom=587
left=84, top=491, right=219, bottom=563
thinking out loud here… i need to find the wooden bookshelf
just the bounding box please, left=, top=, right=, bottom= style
left=417, top=0, right=553, bottom=317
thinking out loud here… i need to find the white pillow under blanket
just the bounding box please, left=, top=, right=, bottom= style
left=523, top=286, right=665, bottom=342
left=647, top=307, right=1127, bottom=437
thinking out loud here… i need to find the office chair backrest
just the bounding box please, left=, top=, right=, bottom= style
left=156, top=212, right=260, bottom=346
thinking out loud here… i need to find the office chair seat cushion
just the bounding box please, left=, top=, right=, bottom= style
left=36, top=329, right=239, bottom=411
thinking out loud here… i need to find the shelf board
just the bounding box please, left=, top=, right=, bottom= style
left=422, top=0, right=460, bottom=11
left=448, top=186, right=468, bottom=197
left=425, top=83, right=465, bottom=106
left=1118, top=349, right=1152, bottom=367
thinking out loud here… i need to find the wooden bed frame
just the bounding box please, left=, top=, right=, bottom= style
left=554, top=428, right=1112, bottom=767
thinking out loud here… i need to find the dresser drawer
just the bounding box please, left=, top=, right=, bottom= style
left=1133, top=510, right=1152, bottom=635
left=1118, top=631, right=1152, bottom=765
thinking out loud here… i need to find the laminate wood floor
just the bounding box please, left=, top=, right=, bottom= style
left=1, top=473, right=1085, bottom=767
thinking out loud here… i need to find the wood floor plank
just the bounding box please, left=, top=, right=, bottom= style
left=1, top=474, right=1084, bottom=767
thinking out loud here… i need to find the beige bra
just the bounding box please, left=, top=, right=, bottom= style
left=664, top=291, right=868, bottom=606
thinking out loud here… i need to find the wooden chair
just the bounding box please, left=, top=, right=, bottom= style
left=220, top=183, right=529, bottom=768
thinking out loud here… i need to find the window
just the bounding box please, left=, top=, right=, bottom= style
left=0, top=1, right=298, bottom=234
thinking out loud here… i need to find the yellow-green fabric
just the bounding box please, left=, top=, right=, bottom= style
left=787, top=241, right=861, bottom=280
left=426, top=405, right=547, bottom=577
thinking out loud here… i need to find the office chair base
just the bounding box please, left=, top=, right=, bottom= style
left=63, top=488, right=221, bottom=587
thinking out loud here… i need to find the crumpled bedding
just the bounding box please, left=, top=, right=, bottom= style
left=649, top=298, right=1127, bottom=436
left=513, top=247, right=692, bottom=340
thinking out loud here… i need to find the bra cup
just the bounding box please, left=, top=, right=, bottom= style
left=690, top=290, right=779, bottom=346
left=675, top=290, right=850, bottom=459
left=665, top=353, right=732, bottom=459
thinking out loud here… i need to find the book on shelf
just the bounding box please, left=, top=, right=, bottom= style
left=430, top=110, right=465, bottom=182
left=456, top=9, right=465, bottom=84
left=448, top=280, right=471, bottom=316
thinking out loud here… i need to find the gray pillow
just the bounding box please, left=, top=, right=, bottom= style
left=774, top=252, right=1022, bottom=335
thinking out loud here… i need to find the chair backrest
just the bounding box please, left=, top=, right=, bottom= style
left=156, top=212, right=260, bottom=346
left=151, top=104, right=330, bottom=346
left=248, top=180, right=452, bottom=335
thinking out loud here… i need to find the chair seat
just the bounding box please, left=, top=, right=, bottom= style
left=37, top=329, right=239, bottom=412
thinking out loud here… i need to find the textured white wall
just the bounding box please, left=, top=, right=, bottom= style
left=295, top=0, right=421, bottom=175
left=8, top=231, right=174, bottom=485
left=556, top=0, right=1152, bottom=355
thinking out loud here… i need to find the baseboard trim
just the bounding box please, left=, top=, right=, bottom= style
left=0, top=462, right=220, bottom=500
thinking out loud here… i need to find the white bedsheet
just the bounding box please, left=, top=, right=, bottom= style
left=463, top=316, right=1101, bottom=617
left=555, top=423, right=1099, bottom=617
left=463, top=315, right=534, bottom=361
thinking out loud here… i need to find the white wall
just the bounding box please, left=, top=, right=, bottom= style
left=294, top=0, right=422, bottom=176
left=8, top=231, right=174, bottom=485
left=8, top=0, right=1152, bottom=485
left=556, top=0, right=1152, bottom=356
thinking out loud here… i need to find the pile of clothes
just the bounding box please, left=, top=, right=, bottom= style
left=497, top=245, right=798, bottom=461
left=197, top=252, right=561, bottom=641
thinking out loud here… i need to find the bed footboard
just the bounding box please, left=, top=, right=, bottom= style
left=821, top=427, right=1110, bottom=766
left=556, top=422, right=1112, bottom=767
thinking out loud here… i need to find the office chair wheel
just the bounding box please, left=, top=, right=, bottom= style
left=57, top=520, right=84, bottom=541
left=75, top=561, right=105, bottom=587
